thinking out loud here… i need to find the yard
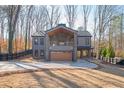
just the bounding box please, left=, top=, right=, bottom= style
left=0, top=59, right=124, bottom=88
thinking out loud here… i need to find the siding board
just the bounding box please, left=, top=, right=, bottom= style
left=50, top=52, right=72, bottom=61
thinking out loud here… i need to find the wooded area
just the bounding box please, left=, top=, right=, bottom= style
left=0, top=5, right=124, bottom=58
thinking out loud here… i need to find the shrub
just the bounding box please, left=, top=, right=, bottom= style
left=100, top=48, right=107, bottom=57
left=100, top=45, right=115, bottom=58
left=106, top=45, right=115, bottom=58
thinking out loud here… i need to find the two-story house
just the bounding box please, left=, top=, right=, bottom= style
left=32, top=24, right=92, bottom=61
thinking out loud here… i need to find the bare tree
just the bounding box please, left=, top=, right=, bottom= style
left=96, top=5, right=119, bottom=58
left=64, top=5, right=78, bottom=28
left=93, top=6, right=98, bottom=54
left=44, top=5, right=60, bottom=28
left=82, top=5, right=92, bottom=31
left=34, top=6, right=48, bottom=32
left=0, top=10, right=7, bottom=53
left=24, top=5, right=34, bottom=51
left=19, top=7, right=25, bottom=51
left=0, top=5, right=21, bottom=54
left=120, top=13, right=123, bottom=50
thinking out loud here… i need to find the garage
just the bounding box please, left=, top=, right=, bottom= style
left=50, top=52, right=72, bottom=61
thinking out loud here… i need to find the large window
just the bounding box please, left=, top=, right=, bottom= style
left=40, top=38, right=44, bottom=45
left=85, top=38, right=90, bottom=45
left=49, top=33, right=74, bottom=46
left=34, top=50, right=38, bottom=57
left=40, top=50, right=44, bottom=56
left=34, top=38, right=38, bottom=45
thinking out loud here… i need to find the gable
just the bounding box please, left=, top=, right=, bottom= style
left=47, top=27, right=76, bottom=36
left=46, top=25, right=77, bottom=34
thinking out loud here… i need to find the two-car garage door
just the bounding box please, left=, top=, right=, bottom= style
left=50, top=52, right=72, bottom=61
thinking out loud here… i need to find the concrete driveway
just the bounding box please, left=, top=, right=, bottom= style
left=0, top=59, right=98, bottom=73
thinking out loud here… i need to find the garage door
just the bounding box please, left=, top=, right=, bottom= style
left=50, top=52, right=72, bottom=61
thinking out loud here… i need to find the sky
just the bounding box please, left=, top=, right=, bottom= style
left=60, top=5, right=124, bottom=36
left=59, top=5, right=94, bottom=35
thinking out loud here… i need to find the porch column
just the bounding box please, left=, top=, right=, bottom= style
left=88, top=49, right=91, bottom=57
left=45, top=34, right=49, bottom=61
left=80, top=50, right=83, bottom=58
left=73, top=32, right=77, bottom=61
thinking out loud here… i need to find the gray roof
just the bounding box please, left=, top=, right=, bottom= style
left=77, top=31, right=92, bottom=36
left=46, top=24, right=77, bottom=33
left=32, top=24, right=92, bottom=37
left=32, top=31, right=45, bottom=37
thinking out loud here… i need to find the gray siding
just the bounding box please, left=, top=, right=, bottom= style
left=32, top=26, right=92, bottom=61
left=32, top=36, right=45, bottom=58
left=77, top=37, right=91, bottom=46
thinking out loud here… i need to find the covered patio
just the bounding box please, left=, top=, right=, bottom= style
left=46, top=26, right=77, bottom=61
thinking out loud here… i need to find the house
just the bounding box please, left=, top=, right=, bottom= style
left=32, top=24, right=93, bottom=61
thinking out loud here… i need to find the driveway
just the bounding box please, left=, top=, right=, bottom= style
left=0, top=59, right=98, bottom=73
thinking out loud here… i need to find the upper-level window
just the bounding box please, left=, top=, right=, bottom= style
left=85, top=37, right=90, bottom=45
left=40, top=38, right=44, bottom=45
left=34, top=38, right=38, bottom=45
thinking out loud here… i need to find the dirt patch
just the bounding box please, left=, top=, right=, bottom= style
left=0, top=68, right=124, bottom=88
left=0, top=58, right=124, bottom=88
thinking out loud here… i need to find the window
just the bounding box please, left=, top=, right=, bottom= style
left=85, top=38, right=90, bottom=45
left=40, top=50, right=44, bottom=56
left=40, top=38, right=44, bottom=45
left=59, top=42, right=65, bottom=46
left=34, top=38, right=38, bottom=45
left=34, top=50, right=38, bottom=57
